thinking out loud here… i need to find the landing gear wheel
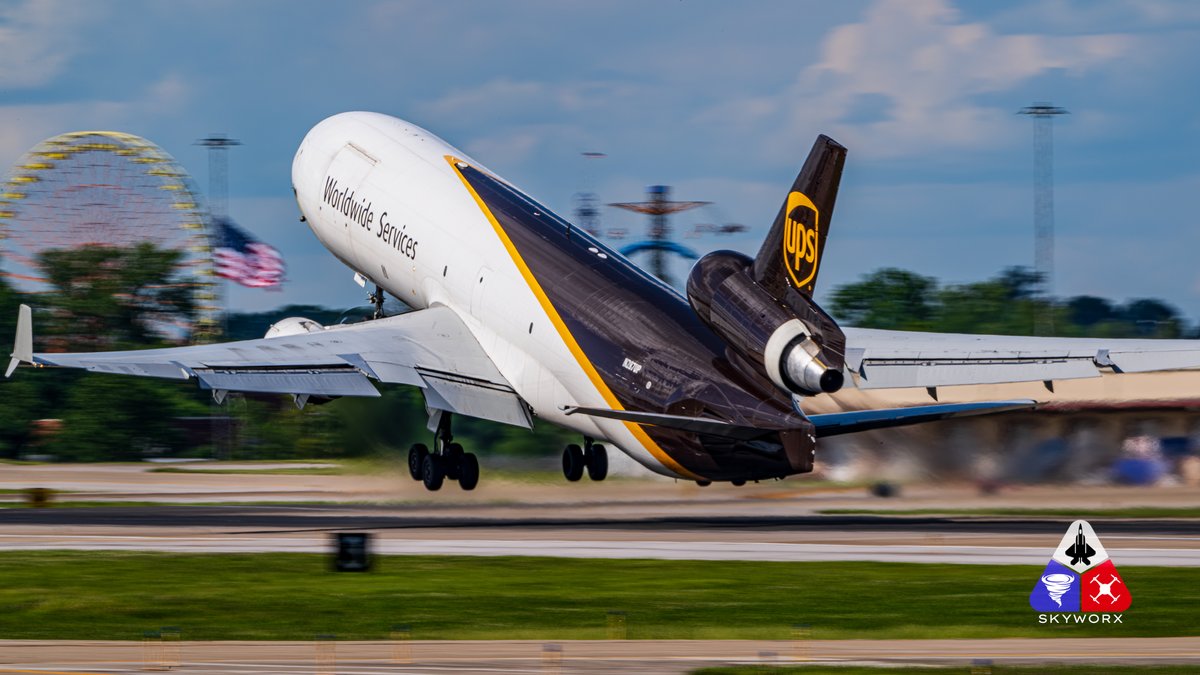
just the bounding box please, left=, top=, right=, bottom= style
left=458, top=453, right=479, bottom=491
left=584, top=443, right=608, bottom=481
left=422, top=454, right=445, bottom=491
left=731, top=479, right=746, bottom=487
left=407, top=443, right=428, bottom=481
left=562, top=444, right=585, bottom=482
left=444, top=442, right=464, bottom=481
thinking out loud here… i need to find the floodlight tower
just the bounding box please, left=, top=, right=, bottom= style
left=194, top=134, right=242, bottom=456
left=195, top=134, right=242, bottom=219
left=1018, top=103, right=1068, bottom=334
left=610, top=185, right=709, bottom=286
left=573, top=151, right=607, bottom=236
left=195, top=134, right=241, bottom=341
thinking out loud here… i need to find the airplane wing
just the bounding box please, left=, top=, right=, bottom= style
left=842, top=326, right=1200, bottom=390
left=6, top=304, right=532, bottom=428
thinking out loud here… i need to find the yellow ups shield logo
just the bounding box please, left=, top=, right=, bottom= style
left=782, top=191, right=820, bottom=291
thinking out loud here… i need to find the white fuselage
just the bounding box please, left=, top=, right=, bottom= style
left=290, top=112, right=674, bottom=476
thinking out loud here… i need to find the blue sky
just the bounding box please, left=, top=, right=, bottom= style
left=2, top=0, right=1199, bottom=318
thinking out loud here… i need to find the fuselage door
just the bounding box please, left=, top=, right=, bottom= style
left=321, top=142, right=378, bottom=273
left=471, top=266, right=493, bottom=317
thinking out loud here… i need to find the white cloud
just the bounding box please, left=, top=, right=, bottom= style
left=144, top=72, right=191, bottom=114
left=0, top=74, right=195, bottom=178
left=463, top=131, right=541, bottom=167
left=417, top=78, right=641, bottom=126
left=0, top=0, right=94, bottom=88
left=704, top=0, right=1134, bottom=162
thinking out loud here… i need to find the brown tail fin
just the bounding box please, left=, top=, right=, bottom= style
left=752, top=135, right=846, bottom=298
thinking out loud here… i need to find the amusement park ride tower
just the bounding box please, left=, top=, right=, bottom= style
left=609, top=185, right=710, bottom=286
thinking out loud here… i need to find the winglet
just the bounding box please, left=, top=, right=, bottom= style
left=6, top=304, right=32, bottom=378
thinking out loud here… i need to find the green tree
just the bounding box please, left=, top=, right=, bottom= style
left=0, top=275, right=41, bottom=458
left=1067, top=296, right=1116, bottom=327
left=13, top=244, right=207, bottom=460
left=827, top=268, right=938, bottom=330
left=38, top=243, right=196, bottom=349
left=995, top=266, right=1043, bottom=299
left=1121, top=298, right=1183, bottom=338
left=47, top=374, right=208, bottom=461
left=827, top=266, right=1190, bottom=339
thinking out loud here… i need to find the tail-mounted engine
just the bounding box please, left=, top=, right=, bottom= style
left=687, top=250, right=846, bottom=397
left=687, top=134, right=848, bottom=398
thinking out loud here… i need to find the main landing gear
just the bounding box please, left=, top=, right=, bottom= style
left=369, top=284, right=385, bottom=320
left=562, top=436, right=608, bottom=482
left=407, top=412, right=479, bottom=491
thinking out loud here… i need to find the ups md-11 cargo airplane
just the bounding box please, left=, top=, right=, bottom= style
left=10, top=112, right=1200, bottom=490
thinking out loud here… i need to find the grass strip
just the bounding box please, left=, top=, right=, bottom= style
left=818, top=507, right=1200, bottom=519
left=0, top=553, right=1193, bottom=641
left=696, top=662, right=1200, bottom=667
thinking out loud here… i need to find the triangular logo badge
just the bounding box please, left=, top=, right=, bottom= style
left=1030, top=520, right=1131, bottom=612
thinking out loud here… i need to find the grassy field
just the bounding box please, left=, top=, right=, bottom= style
left=818, top=507, right=1200, bottom=519
left=696, top=662, right=1200, bottom=667
left=0, top=553, right=1193, bottom=641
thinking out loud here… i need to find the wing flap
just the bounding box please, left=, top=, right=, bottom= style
left=856, top=357, right=1099, bottom=389
left=195, top=367, right=380, bottom=397
left=421, top=370, right=532, bottom=429
left=844, top=326, right=1200, bottom=389
left=1108, top=349, right=1200, bottom=373
left=60, top=360, right=192, bottom=380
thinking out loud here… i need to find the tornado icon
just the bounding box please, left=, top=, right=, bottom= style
left=1041, top=573, right=1075, bottom=608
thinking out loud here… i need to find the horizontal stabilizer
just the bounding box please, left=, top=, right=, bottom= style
left=564, top=406, right=783, bottom=441
left=808, top=400, right=1035, bottom=438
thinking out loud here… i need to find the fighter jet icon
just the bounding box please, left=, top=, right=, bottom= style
left=1065, top=524, right=1096, bottom=567
left=1034, top=520, right=1129, bottom=613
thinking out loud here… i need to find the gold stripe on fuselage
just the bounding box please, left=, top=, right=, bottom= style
left=445, top=156, right=702, bottom=481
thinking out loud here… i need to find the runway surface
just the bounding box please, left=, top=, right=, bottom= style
left=3, top=505, right=1200, bottom=565
left=2, top=638, right=1198, bottom=674
left=1, top=467, right=1197, bottom=672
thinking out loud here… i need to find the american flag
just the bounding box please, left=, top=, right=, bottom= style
left=212, top=217, right=285, bottom=288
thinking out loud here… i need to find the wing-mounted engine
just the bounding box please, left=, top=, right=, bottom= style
left=265, top=316, right=326, bottom=338
left=263, top=316, right=337, bottom=406
left=687, top=251, right=845, bottom=397
left=686, top=133, right=849, bottom=398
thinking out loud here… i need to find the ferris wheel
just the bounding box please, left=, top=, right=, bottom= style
left=0, top=131, right=219, bottom=341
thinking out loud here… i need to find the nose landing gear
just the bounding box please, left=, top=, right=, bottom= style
left=407, top=412, right=479, bottom=491
left=562, top=436, right=607, bottom=482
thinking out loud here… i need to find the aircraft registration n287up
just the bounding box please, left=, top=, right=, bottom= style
left=10, top=112, right=1200, bottom=490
